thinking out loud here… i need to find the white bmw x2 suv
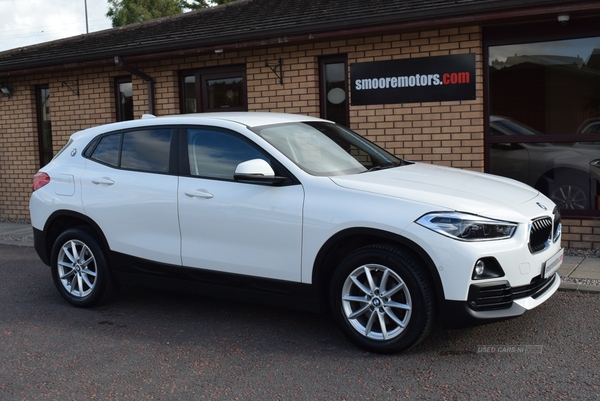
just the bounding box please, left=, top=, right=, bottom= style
left=30, top=112, right=563, bottom=354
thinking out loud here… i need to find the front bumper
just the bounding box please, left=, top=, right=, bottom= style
left=439, top=272, right=560, bottom=329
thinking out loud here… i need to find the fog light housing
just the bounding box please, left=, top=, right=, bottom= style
left=472, top=257, right=505, bottom=280
left=474, top=260, right=485, bottom=276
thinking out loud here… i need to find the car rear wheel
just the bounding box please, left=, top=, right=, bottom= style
left=51, top=228, right=118, bottom=307
left=330, top=244, right=434, bottom=354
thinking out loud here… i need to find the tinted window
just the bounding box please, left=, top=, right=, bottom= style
left=91, top=134, right=121, bottom=167
left=89, top=129, right=172, bottom=172
left=121, top=129, right=172, bottom=172
left=187, top=129, right=266, bottom=180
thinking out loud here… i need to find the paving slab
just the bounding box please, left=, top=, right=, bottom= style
left=559, top=256, right=583, bottom=277
left=569, top=257, right=600, bottom=280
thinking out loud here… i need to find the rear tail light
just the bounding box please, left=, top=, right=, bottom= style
left=33, top=172, right=50, bottom=191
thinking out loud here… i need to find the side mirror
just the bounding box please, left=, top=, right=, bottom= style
left=234, top=159, right=287, bottom=185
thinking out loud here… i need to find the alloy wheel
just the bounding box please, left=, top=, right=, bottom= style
left=56, top=239, right=98, bottom=298
left=341, top=263, right=412, bottom=341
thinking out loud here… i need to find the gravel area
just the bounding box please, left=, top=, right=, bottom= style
left=0, top=218, right=33, bottom=244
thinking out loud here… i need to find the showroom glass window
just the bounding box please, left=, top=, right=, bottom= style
left=180, top=66, right=247, bottom=113
left=487, top=33, right=600, bottom=215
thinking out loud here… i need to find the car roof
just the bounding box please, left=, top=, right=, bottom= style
left=70, top=112, right=330, bottom=142
left=153, top=112, right=328, bottom=128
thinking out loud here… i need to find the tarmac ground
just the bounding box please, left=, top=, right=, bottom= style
left=0, top=221, right=598, bottom=293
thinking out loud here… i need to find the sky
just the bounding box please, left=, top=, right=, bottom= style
left=0, top=0, right=113, bottom=52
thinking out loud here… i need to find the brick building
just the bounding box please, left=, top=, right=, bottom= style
left=1, top=0, right=600, bottom=248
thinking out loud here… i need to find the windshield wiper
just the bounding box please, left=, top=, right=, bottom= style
left=363, top=160, right=412, bottom=173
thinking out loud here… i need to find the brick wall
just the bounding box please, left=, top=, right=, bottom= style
left=0, top=25, right=595, bottom=248
left=348, top=27, right=484, bottom=170
left=0, top=77, right=41, bottom=219
left=562, top=219, right=600, bottom=249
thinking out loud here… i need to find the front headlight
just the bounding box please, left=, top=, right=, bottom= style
left=416, top=212, right=517, bottom=241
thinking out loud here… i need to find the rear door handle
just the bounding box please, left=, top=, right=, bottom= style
left=92, top=177, right=115, bottom=185
left=185, top=189, right=214, bottom=199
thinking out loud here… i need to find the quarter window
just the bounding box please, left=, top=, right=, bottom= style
left=91, top=134, right=121, bottom=167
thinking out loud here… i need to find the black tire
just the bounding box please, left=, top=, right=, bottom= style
left=330, top=244, right=434, bottom=354
left=50, top=227, right=118, bottom=308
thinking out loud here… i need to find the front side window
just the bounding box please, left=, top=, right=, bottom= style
left=181, top=66, right=247, bottom=113
left=187, top=128, right=266, bottom=180
left=89, top=129, right=172, bottom=173
left=488, top=35, right=600, bottom=213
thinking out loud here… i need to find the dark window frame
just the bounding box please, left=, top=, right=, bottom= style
left=179, top=65, right=247, bottom=114
left=84, top=127, right=179, bottom=175
left=319, top=55, right=350, bottom=127
left=35, top=84, right=52, bottom=168
left=115, top=76, right=134, bottom=122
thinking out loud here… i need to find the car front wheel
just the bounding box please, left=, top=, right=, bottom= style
left=51, top=228, right=117, bottom=307
left=330, top=244, right=434, bottom=354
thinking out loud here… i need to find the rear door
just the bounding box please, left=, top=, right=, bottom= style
left=81, top=127, right=181, bottom=265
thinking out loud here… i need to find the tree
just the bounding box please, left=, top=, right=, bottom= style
left=106, top=0, right=239, bottom=28
left=107, top=0, right=184, bottom=27
left=182, top=0, right=237, bottom=10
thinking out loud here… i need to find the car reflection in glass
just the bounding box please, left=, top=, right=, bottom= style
left=489, top=116, right=600, bottom=210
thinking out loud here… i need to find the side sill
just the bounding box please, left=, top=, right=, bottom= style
left=113, top=272, right=324, bottom=313
left=109, top=251, right=324, bottom=313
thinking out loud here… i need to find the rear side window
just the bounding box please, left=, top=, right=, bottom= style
left=89, top=129, right=172, bottom=173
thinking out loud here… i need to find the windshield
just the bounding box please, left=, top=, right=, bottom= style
left=253, top=121, right=404, bottom=176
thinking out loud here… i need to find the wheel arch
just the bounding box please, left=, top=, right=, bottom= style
left=311, top=227, right=445, bottom=312
left=535, top=166, right=589, bottom=192
left=535, top=166, right=591, bottom=209
left=37, top=210, right=109, bottom=266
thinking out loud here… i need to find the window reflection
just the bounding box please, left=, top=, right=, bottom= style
left=187, top=129, right=265, bottom=180
left=206, top=77, right=244, bottom=109
left=489, top=37, right=600, bottom=211
left=121, top=130, right=171, bottom=172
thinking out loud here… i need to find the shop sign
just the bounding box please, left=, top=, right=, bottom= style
left=350, top=54, right=476, bottom=105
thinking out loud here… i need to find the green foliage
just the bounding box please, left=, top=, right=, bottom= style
left=106, top=0, right=239, bottom=27
left=182, top=0, right=237, bottom=10
left=106, top=0, right=184, bottom=27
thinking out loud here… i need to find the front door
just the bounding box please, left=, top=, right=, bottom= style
left=178, top=127, right=304, bottom=281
